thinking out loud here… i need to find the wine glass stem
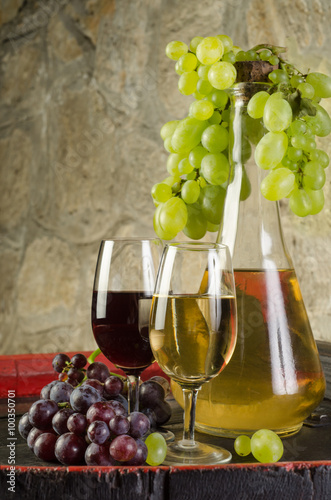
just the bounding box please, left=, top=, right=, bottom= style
left=127, top=375, right=140, bottom=414
left=182, top=387, right=199, bottom=444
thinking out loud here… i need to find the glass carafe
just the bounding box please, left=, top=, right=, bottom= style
left=173, top=83, right=325, bottom=438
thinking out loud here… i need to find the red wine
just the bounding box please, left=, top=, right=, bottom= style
left=91, top=291, right=154, bottom=374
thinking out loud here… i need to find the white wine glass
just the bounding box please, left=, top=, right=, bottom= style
left=149, top=242, right=237, bottom=465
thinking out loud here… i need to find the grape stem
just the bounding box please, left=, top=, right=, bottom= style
left=87, top=348, right=101, bottom=364
left=251, top=43, right=287, bottom=56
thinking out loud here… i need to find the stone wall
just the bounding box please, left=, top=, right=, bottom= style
left=0, top=0, right=330, bottom=355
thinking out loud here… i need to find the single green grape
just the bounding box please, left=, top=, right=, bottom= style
left=145, top=433, right=167, bottom=466
left=260, top=168, right=296, bottom=201
left=247, top=91, right=270, bottom=119
left=289, top=188, right=312, bottom=217
left=208, top=61, right=237, bottom=90
left=189, top=145, right=208, bottom=169
left=196, top=36, right=224, bottom=65
left=268, top=55, right=279, bottom=65
left=160, top=120, right=179, bottom=140
left=297, top=82, right=315, bottom=99
left=259, top=49, right=272, bottom=61
left=200, top=152, right=230, bottom=185
left=183, top=204, right=207, bottom=240
left=164, top=136, right=176, bottom=153
left=305, top=188, right=325, bottom=214
left=178, top=157, right=194, bottom=175
left=290, top=119, right=307, bottom=135
left=199, top=185, right=226, bottom=224
left=306, top=72, right=331, bottom=98
left=309, top=149, right=329, bottom=168
left=268, top=69, right=289, bottom=84
left=159, top=197, right=188, bottom=235
left=216, top=34, right=233, bottom=53
left=290, top=74, right=305, bottom=88
left=151, top=183, right=173, bottom=203
left=178, top=70, right=199, bottom=95
left=263, top=95, right=292, bottom=132
left=181, top=180, right=200, bottom=204
left=209, top=110, right=222, bottom=125
left=165, top=41, right=188, bottom=61
left=222, top=51, right=236, bottom=64
left=303, top=161, right=326, bottom=190
left=189, top=100, right=214, bottom=121
left=250, top=429, right=284, bottom=463
left=234, top=435, right=251, bottom=456
left=171, top=117, right=208, bottom=154
left=196, top=78, right=213, bottom=96
left=197, top=64, right=211, bottom=81
left=254, top=131, right=288, bottom=170
left=167, top=153, right=187, bottom=176
left=189, top=36, right=204, bottom=54
left=177, top=53, right=198, bottom=72
left=208, top=89, right=229, bottom=109
left=201, top=124, right=229, bottom=153
left=153, top=204, right=177, bottom=240
left=304, top=104, right=331, bottom=137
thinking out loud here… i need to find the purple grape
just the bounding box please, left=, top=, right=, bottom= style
left=108, top=394, right=128, bottom=413
left=52, top=408, right=75, bottom=435
left=29, top=399, right=59, bottom=430
left=70, top=385, right=102, bottom=413
left=49, top=381, right=74, bottom=404
left=109, top=435, right=137, bottom=462
left=27, top=427, right=45, bottom=450
left=139, top=380, right=165, bottom=409
left=67, top=367, right=85, bottom=386
left=67, top=413, right=87, bottom=435
left=104, top=376, right=124, bottom=397
left=107, top=399, right=127, bottom=416
left=124, top=439, right=148, bottom=465
left=86, top=401, right=115, bottom=425
left=34, top=433, right=58, bottom=462
left=83, top=378, right=104, bottom=396
left=127, top=411, right=150, bottom=438
left=152, top=400, right=172, bottom=425
left=52, top=353, right=70, bottom=373
left=149, top=376, right=170, bottom=397
left=86, top=362, right=110, bottom=382
left=85, top=443, right=116, bottom=466
left=87, top=420, right=110, bottom=444
left=109, top=415, right=130, bottom=436
left=71, top=353, right=87, bottom=369
left=55, top=432, right=87, bottom=465
left=18, top=412, right=33, bottom=440
left=40, top=380, right=58, bottom=399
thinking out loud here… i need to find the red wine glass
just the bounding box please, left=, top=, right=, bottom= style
left=91, top=238, right=163, bottom=413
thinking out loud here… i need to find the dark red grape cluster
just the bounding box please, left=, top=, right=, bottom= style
left=18, top=353, right=171, bottom=466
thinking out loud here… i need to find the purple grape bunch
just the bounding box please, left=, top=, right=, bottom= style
left=18, top=352, right=171, bottom=466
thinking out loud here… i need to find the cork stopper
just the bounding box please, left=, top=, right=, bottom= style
left=234, top=60, right=278, bottom=83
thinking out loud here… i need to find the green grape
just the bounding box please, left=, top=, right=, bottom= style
left=309, top=149, right=329, bottom=168
left=200, top=185, right=226, bottom=224
left=268, top=69, right=289, bottom=84
left=181, top=180, right=200, bottom=204
left=145, top=433, right=167, bottom=466
left=196, top=36, right=224, bottom=65
left=240, top=166, right=252, bottom=201
left=189, top=36, right=204, bottom=54
left=297, top=82, right=315, bottom=99
left=186, top=171, right=196, bottom=180
left=159, top=197, right=188, bottom=235
left=197, top=64, right=211, bottom=80
left=290, top=119, right=307, bottom=135
left=209, top=110, right=222, bottom=125
left=234, top=435, right=251, bottom=457
left=290, top=74, right=304, bottom=88
left=232, top=45, right=242, bottom=55
left=175, top=61, right=184, bottom=75
left=235, top=50, right=247, bottom=62
left=183, top=204, right=207, bottom=240
left=177, top=53, right=198, bottom=73
left=303, top=161, right=326, bottom=190
left=306, top=72, right=331, bottom=98
left=245, top=49, right=259, bottom=61
left=222, top=51, right=236, bottom=64
left=306, top=188, right=325, bottom=215
left=250, top=429, right=284, bottom=463
left=151, top=182, right=173, bottom=203
left=263, top=95, right=292, bottom=132
left=171, top=117, right=208, bottom=154
left=193, top=91, right=205, bottom=100
left=242, top=115, right=265, bottom=145
left=259, top=49, right=272, bottom=61
left=206, top=221, right=220, bottom=232
left=160, top=120, right=179, bottom=140
left=200, top=153, right=230, bottom=185
left=201, top=124, right=229, bottom=153
left=289, top=188, right=312, bottom=217
left=304, top=104, right=331, bottom=137
left=216, top=34, right=233, bottom=53
left=167, top=153, right=187, bottom=176
left=162, top=175, right=181, bottom=186
left=287, top=146, right=303, bottom=161
left=209, top=89, right=229, bottom=109
left=290, top=134, right=308, bottom=150
left=247, top=91, right=270, bottom=119
left=208, top=61, right=237, bottom=90
left=196, top=78, right=213, bottom=96
left=189, top=145, right=208, bottom=168
left=153, top=204, right=177, bottom=240
left=255, top=131, right=288, bottom=169
left=260, top=168, right=296, bottom=201
left=178, top=71, right=199, bottom=95
left=268, top=55, right=279, bottom=65
left=165, top=41, right=188, bottom=61
left=164, top=136, right=176, bottom=153
left=198, top=176, right=207, bottom=189
left=178, top=157, right=194, bottom=175
left=189, top=100, right=214, bottom=121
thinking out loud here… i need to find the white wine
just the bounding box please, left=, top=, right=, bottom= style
left=149, top=294, right=236, bottom=388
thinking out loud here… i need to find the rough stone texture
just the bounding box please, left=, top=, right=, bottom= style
left=0, top=0, right=331, bottom=354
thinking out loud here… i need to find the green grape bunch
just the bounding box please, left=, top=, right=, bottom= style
left=151, top=35, right=331, bottom=240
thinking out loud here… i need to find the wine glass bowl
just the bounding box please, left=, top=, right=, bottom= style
left=91, top=238, right=163, bottom=412
left=149, top=242, right=237, bottom=465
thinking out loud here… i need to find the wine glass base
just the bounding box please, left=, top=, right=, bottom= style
left=162, top=439, right=232, bottom=466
